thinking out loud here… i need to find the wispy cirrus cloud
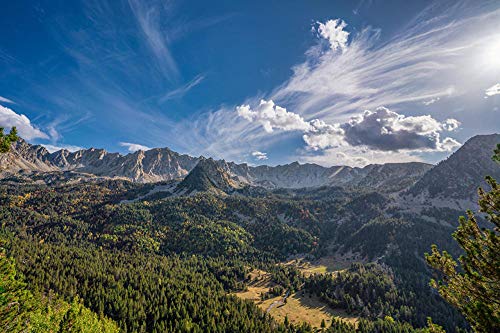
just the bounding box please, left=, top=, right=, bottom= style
left=172, top=1, right=499, bottom=166
left=0, top=96, right=14, bottom=104
left=159, top=74, right=205, bottom=103
left=422, top=97, right=440, bottom=106
left=128, top=0, right=179, bottom=82
left=485, top=83, right=500, bottom=97
left=270, top=8, right=489, bottom=122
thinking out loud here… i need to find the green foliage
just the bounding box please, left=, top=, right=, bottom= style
left=6, top=236, right=290, bottom=332
left=305, top=263, right=409, bottom=320
left=0, top=173, right=471, bottom=332
left=426, top=169, right=500, bottom=331
left=0, top=127, right=18, bottom=153
left=0, top=248, right=118, bottom=332
left=328, top=316, right=445, bottom=333
left=493, top=143, right=500, bottom=163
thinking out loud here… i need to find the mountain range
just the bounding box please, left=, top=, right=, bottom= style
left=1, top=134, right=499, bottom=200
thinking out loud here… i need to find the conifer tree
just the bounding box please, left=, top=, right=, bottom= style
left=0, top=127, right=19, bottom=153
left=426, top=145, right=500, bottom=332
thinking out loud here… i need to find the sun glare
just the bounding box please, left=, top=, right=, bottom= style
left=479, top=35, right=500, bottom=69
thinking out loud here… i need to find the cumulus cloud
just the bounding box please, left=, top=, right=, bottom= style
left=303, top=119, right=344, bottom=150
left=120, top=142, right=151, bottom=152
left=0, top=105, right=48, bottom=140
left=485, top=83, right=500, bottom=97
left=251, top=151, right=268, bottom=160
left=316, top=19, right=350, bottom=51
left=236, top=99, right=311, bottom=133
left=0, top=96, right=14, bottom=104
left=338, top=107, right=460, bottom=151
left=442, top=118, right=460, bottom=131
left=238, top=101, right=460, bottom=153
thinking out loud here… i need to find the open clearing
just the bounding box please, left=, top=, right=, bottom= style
left=260, top=292, right=358, bottom=328
left=235, top=268, right=274, bottom=301
left=235, top=269, right=358, bottom=328
left=284, top=252, right=366, bottom=277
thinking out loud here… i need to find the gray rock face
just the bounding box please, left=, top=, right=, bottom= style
left=0, top=140, right=58, bottom=173
left=408, top=134, right=500, bottom=200
left=0, top=138, right=439, bottom=190
left=0, top=140, right=198, bottom=182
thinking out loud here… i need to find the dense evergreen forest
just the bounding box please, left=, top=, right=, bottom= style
left=0, top=170, right=475, bottom=332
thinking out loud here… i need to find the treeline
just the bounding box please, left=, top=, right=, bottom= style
left=0, top=247, right=118, bottom=332
left=304, top=263, right=466, bottom=332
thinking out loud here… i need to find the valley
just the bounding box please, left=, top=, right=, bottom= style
left=0, top=133, right=498, bottom=332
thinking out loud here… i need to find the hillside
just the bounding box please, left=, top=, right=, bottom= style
left=174, top=157, right=241, bottom=195
left=0, top=133, right=498, bottom=332
left=409, top=134, right=500, bottom=200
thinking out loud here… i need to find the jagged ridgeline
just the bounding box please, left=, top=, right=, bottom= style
left=0, top=137, right=433, bottom=190
left=0, top=134, right=498, bottom=332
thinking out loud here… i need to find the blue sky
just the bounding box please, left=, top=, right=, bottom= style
left=0, top=0, right=499, bottom=166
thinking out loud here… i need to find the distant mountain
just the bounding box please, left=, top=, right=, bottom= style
left=174, top=158, right=241, bottom=195
left=0, top=138, right=434, bottom=190
left=351, top=162, right=432, bottom=192
left=408, top=134, right=500, bottom=201
left=0, top=139, right=198, bottom=182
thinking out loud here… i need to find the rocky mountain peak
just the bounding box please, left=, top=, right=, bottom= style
left=2, top=136, right=479, bottom=192
left=174, top=157, right=240, bottom=195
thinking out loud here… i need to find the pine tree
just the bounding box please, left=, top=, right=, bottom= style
left=425, top=145, right=500, bottom=332
left=0, top=127, right=19, bottom=153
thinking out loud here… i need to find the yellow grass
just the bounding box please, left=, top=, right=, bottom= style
left=258, top=293, right=358, bottom=328
left=235, top=269, right=274, bottom=301
left=284, top=252, right=366, bottom=277
left=235, top=269, right=358, bottom=328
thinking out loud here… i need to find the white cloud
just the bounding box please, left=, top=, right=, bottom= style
left=442, top=118, right=460, bottom=131
left=42, top=144, right=84, bottom=153
left=422, top=97, right=440, bottom=105
left=159, top=74, right=205, bottom=102
left=440, top=137, right=461, bottom=151
left=128, top=0, right=179, bottom=81
left=0, top=105, right=48, bottom=140
left=272, top=4, right=500, bottom=124
left=300, top=146, right=424, bottom=168
left=238, top=101, right=460, bottom=153
left=237, top=99, right=311, bottom=133
left=251, top=151, right=268, bottom=160
left=120, top=142, right=151, bottom=152
left=303, top=119, right=344, bottom=150
left=337, top=107, right=460, bottom=151
left=0, top=96, right=14, bottom=104
left=316, top=19, right=349, bottom=51
left=485, top=83, right=500, bottom=97
left=170, top=2, right=498, bottom=166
